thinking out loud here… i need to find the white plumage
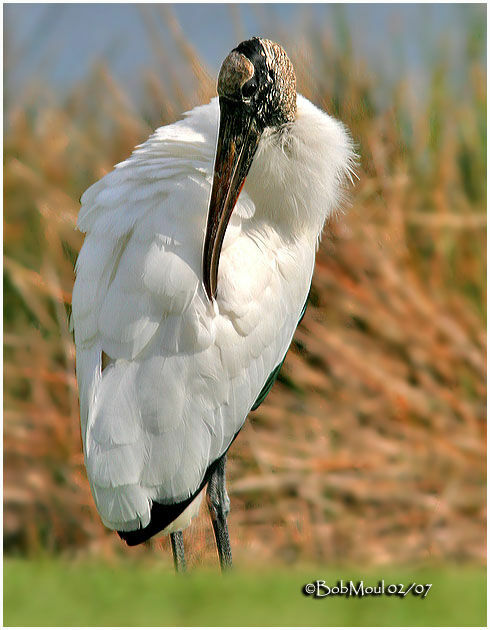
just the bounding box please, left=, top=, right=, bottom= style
left=73, top=92, right=355, bottom=536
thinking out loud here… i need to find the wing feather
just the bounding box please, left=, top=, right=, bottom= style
left=73, top=98, right=313, bottom=531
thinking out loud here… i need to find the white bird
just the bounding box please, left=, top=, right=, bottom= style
left=72, top=37, right=355, bottom=571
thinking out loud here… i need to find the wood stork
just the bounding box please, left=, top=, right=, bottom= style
left=72, top=37, right=356, bottom=572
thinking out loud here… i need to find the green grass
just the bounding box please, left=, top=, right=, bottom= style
left=4, top=559, right=486, bottom=626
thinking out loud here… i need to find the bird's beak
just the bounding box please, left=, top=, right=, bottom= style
left=203, top=98, right=262, bottom=300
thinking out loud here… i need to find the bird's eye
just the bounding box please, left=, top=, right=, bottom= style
left=241, top=77, right=258, bottom=99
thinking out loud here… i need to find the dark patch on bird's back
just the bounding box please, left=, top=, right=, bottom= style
left=250, top=292, right=309, bottom=410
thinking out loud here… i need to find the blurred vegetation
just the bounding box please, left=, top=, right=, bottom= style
left=4, top=3, right=486, bottom=578
left=4, top=559, right=486, bottom=626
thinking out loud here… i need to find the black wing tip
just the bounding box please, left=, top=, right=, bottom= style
left=116, top=457, right=224, bottom=546
left=117, top=495, right=199, bottom=546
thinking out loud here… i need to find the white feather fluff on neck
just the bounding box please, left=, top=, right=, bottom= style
left=244, top=94, right=357, bottom=242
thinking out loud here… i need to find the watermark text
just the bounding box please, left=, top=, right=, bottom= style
left=302, top=579, right=432, bottom=599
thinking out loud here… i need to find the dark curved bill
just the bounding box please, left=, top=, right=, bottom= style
left=203, top=98, right=262, bottom=300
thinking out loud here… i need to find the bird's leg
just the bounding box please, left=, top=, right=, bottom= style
left=206, top=454, right=233, bottom=571
left=170, top=531, right=186, bottom=573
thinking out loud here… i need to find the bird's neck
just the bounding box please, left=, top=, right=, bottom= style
left=244, top=94, right=356, bottom=245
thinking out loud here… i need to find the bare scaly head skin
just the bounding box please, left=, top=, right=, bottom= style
left=217, top=37, right=296, bottom=129
left=258, top=38, right=296, bottom=124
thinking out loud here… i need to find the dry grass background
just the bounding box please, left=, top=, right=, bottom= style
left=4, top=7, right=486, bottom=568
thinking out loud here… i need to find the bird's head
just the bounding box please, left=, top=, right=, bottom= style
left=217, top=38, right=297, bottom=130
left=203, top=37, right=296, bottom=300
